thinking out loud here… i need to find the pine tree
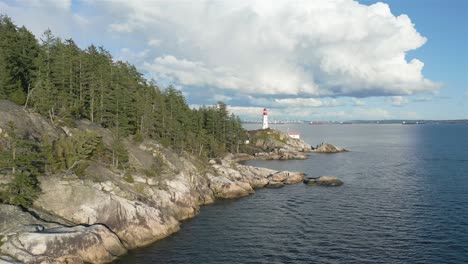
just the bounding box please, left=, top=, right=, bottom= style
left=32, top=29, right=59, bottom=119
left=52, top=131, right=102, bottom=172
left=0, top=52, right=8, bottom=98
left=0, top=173, right=40, bottom=208
left=0, top=15, right=247, bottom=160
left=0, top=121, right=42, bottom=208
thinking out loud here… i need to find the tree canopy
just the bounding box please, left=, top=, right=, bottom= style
left=0, top=15, right=247, bottom=207
left=0, top=15, right=246, bottom=159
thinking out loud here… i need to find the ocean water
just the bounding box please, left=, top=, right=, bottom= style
left=115, top=124, right=468, bottom=264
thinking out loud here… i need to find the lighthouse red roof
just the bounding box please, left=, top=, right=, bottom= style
left=288, top=131, right=300, bottom=135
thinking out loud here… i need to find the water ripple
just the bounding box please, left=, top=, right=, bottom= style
left=115, top=124, right=468, bottom=264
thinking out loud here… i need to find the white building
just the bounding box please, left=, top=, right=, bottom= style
left=288, top=131, right=300, bottom=139
left=262, top=108, right=268, bottom=129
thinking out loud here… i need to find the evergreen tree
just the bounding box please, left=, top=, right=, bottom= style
left=0, top=52, right=8, bottom=98
left=0, top=15, right=247, bottom=160
left=0, top=16, right=39, bottom=100
left=52, top=131, right=102, bottom=172
left=0, top=173, right=41, bottom=208
left=0, top=121, right=42, bottom=208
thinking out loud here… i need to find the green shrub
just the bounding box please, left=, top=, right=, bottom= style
left=91, top=175, right=103, bottom=183
left=0, top=173, right=41, bottom=208
left=53, top=131, right=102, bottom=172
left=57, top=116, right=77, bottom=128
left=124, top=172, right=134, bottom=183
left=133, top=132, right=144, bottom=143
left=135, top=183, right=145, bottom=194
left=9, top=85, right=26, bottom=105
left=73, top=161, right=89, bottom=177
left=142, top=168, right=156, bottom=178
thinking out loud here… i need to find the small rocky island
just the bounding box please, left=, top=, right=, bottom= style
left=304, top=176, right=344, bottom=186
left=312, top=143, right=347, bottom=153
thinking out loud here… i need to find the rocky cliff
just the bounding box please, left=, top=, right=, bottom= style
left=243, top=128, right=312, bottom=160
left=0, top=101, right=310, bottom=263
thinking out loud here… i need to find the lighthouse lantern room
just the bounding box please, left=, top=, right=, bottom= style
left=262, top=108, right=268, bottom=129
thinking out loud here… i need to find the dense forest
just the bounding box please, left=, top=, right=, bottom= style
left=0, top=15, right=247, bottom=207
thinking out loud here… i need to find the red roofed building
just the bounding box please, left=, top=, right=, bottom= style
left=288, top=131, right=300, bottom=139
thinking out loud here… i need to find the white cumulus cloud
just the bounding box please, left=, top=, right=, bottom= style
left=1, top=0, right=444, bottom=120
left=91, top=0, right=439, bottom=98
left=274, top=98, right=343, bottom=107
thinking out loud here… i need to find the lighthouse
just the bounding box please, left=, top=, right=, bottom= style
left=262, top=108, right=268, bottom=129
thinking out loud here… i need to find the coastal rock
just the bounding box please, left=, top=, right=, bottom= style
left=209, top=162, right=306, bottom=193
left=267, top=171, right=305, bottom=184
left=232, top=164, right=274, bottom=189
left=268, top=171, right=289, bottom=182
left=0, top=255, right=21, bottom=264
left=304, top=176, right=344, bottom=186
left=2, top=225, right=126, bottom=264
left=246, top=129, right=312, bottom=160
left=149, top=173, right=211, bottom=221
left=128, top=141, right=214, bottom=221
left=0, top=204, right=62, bottom=235
left=248, top=177, right=269, bottom=189
left=266, top=182, right=284, bottom=188
left=284, top=172, right=305, bottom=184
left=35, top=177, right=180, bottom=249
left=208, top=175, right=253, bottom=199
left=253, top=151, right=308, bottom=160
left=235, top=164, right=277, bottom=179
left=0, top=100, right=60, bottom=141
left=312, top=143, right=347, bottom=153
left=0, top=205, right=126, bottom=264
left=279, top=151, right=308, bottom=160
left=223, top=153, right=252, bottom=162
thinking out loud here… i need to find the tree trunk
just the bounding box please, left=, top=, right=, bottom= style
left=90, top=86, right=94, bottom=123
left=12, top=144, right=16, bottom=175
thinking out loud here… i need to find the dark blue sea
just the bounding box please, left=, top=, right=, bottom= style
left=116, top=124, right=468, bottom=264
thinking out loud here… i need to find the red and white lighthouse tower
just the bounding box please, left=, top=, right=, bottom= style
left=262, top=108, right=268, bottom=129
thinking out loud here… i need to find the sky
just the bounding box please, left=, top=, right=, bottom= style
left=0, top=0, right=467, bottom=121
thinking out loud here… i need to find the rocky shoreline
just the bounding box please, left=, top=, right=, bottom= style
left=0, top=155, right=307, bottom=264
left=0, top=159, right=307, bottom=264
left=0, top=102, right=346, bottom=263
left=0, top=105, right=319, bottom=263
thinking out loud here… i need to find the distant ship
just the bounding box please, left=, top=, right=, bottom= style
left=309, top=121, right=327, bottom=125
left=402, top=121, right=425, bottom=125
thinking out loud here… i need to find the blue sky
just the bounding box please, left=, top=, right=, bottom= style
left=355, top=0, right=468, bottom=120
left=0, top=0, right=466, bottom=120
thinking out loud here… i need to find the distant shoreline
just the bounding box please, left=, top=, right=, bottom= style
left=243, top=120, right=468, bottom=125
